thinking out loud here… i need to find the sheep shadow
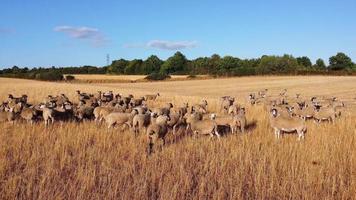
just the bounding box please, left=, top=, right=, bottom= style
left=217, top=119, right=258, bottom=136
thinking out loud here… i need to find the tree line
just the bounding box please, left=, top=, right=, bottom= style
left=107, top=52, right=355, bottom=76
left=0, top=52, right=355, bottom=81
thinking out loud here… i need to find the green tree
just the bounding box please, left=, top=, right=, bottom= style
left=257, top=55, right=299, bottom=74
left=124, top=59, right=143, bottom=74
left=143, top=55, right=163, bottom=74
left=314, top=58, right=326, bottom=69
left=160, top=51, right=188, bottom=74
left=296, top=56, right=312, bottom=68
left=107, top=59, right=129, bottom=74
left=217, top=56, right=241, bottom=75
left=329, top=52, right=353, bottom=70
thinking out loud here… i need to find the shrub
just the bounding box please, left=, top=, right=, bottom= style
left=144, top=73, right=171, bottom=81
left=35, top=71, right=63, bottom=81
left=65, top=75, right=75, bottom=81
left=187, top=74, right=197, bottom=79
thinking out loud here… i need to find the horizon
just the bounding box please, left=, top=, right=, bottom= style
left=1, top=0, right=355, bottom=68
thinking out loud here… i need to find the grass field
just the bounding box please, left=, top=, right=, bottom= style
left=0, top=76, right=356, bottom=199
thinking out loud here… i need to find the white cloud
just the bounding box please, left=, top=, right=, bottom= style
left=124, top=40, right=198, bottom=50
left=54, top=25, right=108, bottom=47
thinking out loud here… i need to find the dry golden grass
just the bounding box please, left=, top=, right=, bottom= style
left=0, top=76, right=356, bottom=199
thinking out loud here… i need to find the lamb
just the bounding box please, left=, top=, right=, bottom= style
left=269, top=108, right=306, bottom=140
left=105, top=109, right=138, bottom=129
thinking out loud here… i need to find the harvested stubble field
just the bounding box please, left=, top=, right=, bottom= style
left=70, top=74, right=209, bottom=83
left=0, top=76, right=356, bottom=199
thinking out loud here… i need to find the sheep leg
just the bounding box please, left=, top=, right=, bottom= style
left=214, top=130, right=221, bottom=138
left=240, top=125, right=245, bottom=133
left=297, top=130, right=305, bottom=141
left=230, top=125, right=234, bottom=134
left=274, top=128, right=280, bottom=139
left=147, top=136, right=154, bottom=156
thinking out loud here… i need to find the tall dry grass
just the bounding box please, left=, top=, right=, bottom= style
left=0, top=76, right=356, bottom=199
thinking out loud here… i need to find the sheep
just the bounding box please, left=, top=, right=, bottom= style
left=132, top=112, right=153, bottom=135
left=291, top=103, right=315, bottom=120
left=76, top=90, right=90, bottom=101
left=176, top=103, right=189, bottom=116
left=144, top=93, right=160, bottom=101
left=214, top=108, right=246, bottom=134
left=185, top=112, right=220, bottom=138
left=102, top=91, right=114, bottom=102
left=0, top=107, right=16, bottom=123
left=258, top=89, right=268, bottom=98
left=152, top=103, right=173, bottom=116
left=196, top=99, right=208, bottom=111
left=248, top=93, right=259, bottom=105
left=146, top=115, right=170, bottom=155
left=279, top=89, right=287, bottom=97
left=0, top=102, right=7, bottom=112
left=269, top=108, right=306, bottom=140
left=227, top=104, right=240, bottom=115
left=232, top=108, right=246, bottom=133
left=220, top=96, right=235, bottom=113
left=313, top=107, right=337, bottom=123
left=93, top=106, right=125, bottom=123
left=167, top=111, right=185, bottom=135
left=41, top=103, right=75, bottom=126
left=7, top=101, right=23, bottom=114
left=105, top=109, right=138, bottom=129
left=74, top=105, right=95, bottom=121
left=133, top=105, right=149, bottom=114
left=20, top=106, right=40, bottom=124
left=129, top=97, right=145, bottom=107
left=7, top=94, right=28, bottom=104
left=95, top=91, right=102, bottom=100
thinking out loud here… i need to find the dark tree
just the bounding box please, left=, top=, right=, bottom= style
left=160, top=51, right=188, bottom=74
left=329, top=52, right=353, bottom=70
left=296, top=56, right=312, bottom=68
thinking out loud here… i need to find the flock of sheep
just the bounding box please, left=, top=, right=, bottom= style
left=0, top=88, right=350, bottom=154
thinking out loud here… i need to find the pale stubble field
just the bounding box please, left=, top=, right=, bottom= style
left=0, top=76, right=355, bottom=199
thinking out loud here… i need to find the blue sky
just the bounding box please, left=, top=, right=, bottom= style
left=0, top=0, right=355, bottom=68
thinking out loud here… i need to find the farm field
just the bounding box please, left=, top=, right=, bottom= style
left=0, top=76, right=356, bottom=199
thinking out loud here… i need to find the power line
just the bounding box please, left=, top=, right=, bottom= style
left=106, top=54, right=110, bottom=66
